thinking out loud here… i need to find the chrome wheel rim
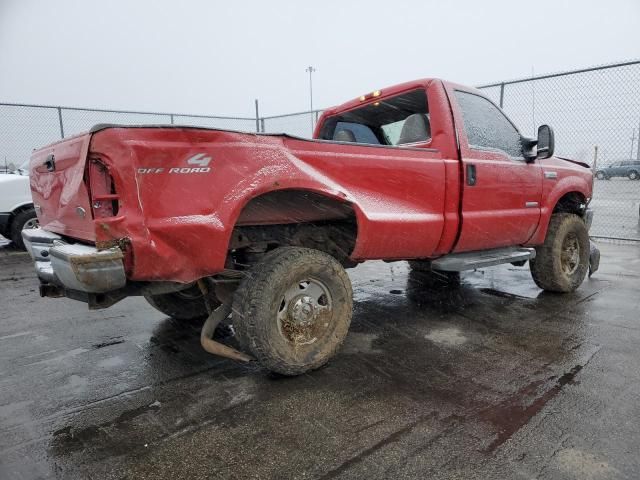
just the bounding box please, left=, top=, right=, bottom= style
left=277, top=278, right=333, bottom=345
left=561, top=233, right=580, bottom=275
left=22, top=218, right=39, bottom=230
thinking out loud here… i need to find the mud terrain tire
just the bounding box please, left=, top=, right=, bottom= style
left=233, top=247, right=353, bottom=376
left=530, top=213, right=589, bottom=293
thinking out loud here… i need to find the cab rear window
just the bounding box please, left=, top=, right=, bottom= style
left=320, top=89, right=429, bottom=146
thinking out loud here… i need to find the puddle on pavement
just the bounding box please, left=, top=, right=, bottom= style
left=480, top=359, right=592, bottom=453
left=424, top=327, right=468, bottom=346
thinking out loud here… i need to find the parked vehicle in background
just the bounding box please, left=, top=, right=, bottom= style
left=595, top=160, right=640, bottom=180
left=0, top=162, right=38, bottom=249
left=23, top=78, right=599, bottom=375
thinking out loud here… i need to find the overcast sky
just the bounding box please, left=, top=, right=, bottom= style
left=1, top=0, right=639, bottom=117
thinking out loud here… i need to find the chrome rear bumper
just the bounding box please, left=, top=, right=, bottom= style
left=22, top=228, right=126, bottom=293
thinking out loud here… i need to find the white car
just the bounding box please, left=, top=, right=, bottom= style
left=0, top=162, right=37, bottom=249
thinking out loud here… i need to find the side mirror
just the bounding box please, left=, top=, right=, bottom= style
left=536, top=125, right=555, bottom=159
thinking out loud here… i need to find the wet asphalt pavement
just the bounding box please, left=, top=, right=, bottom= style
left=0, top=239, right=639, bottom=479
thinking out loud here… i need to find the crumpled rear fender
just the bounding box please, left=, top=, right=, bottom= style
left=89, top=130, right=355, bottom=282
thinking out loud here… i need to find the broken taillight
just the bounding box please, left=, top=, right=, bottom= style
left=88, top=158, right=119, bottom=218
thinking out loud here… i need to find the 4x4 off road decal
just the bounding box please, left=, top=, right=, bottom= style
left=137, top=153, right=212, bottom=175
left=186, top=153, right=211, bottom=168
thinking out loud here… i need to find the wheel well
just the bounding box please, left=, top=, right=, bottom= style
left=553, top=192, right=587, bottom=216
left=229, top=190, right=358, bottom=268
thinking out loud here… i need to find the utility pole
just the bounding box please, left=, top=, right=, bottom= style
left=254, top=99, right=260, bottom=133
left=305, top=66, right=316, bottom=135
left=637, top=119, right=640, bottom=161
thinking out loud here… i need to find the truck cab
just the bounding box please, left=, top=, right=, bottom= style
left=313, top=79, right=593, bottom=255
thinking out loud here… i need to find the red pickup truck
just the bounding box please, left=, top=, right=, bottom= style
left=23, top=78, right=599, bottom=375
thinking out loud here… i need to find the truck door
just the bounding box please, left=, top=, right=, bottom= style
left=445, top=85, right=542, bottom=252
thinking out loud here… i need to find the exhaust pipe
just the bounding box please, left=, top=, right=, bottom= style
left=197, top=279, right=253, bottom=363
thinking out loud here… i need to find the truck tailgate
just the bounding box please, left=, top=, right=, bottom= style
left=29, top=133, right=96, bottom=241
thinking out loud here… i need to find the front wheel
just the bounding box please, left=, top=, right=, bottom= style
left=628, top=170, right=639, bottom=180
left=595, top=171, right=606, bottom=180
left=530, top=213, right=590, bottom=293
left=233, top=247, right=353, bottom=376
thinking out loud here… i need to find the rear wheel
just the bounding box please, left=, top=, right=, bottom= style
left=144, top=285, right=211, bottom=320
left=10, top=208, right=38, bottom=250
left=595, top=171, right=606, bottom=180
left=628, top=170, right=639, bottom=180
left=530, top=213, right=589, bottom=292
left=233, top=247, right=353, bottom=376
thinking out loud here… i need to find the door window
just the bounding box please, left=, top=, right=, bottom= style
left=454, top=90, right=523, bottom=159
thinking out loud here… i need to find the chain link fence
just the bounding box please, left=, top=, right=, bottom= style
left=1, top=60, right=639, bottom=240
left=0, top=105, right=256, bottom=172
left=261, top=110, right=322, bottom=138
left=477, top=60, right=640, bottom=241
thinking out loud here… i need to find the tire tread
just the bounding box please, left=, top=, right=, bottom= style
left=530, top=213, right=589, bottom=292
left=233, top=247, right=352, bottom=376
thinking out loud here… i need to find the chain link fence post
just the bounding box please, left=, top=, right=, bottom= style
left=57, top=107, right=64, bottom=139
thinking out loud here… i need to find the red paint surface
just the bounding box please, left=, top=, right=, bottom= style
left=28, top=79, right=593, bottom=284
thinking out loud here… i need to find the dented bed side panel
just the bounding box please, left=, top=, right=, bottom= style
left=29, top=133, right=96, bottom=241
left=86, top=127, right=450, bottom=283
